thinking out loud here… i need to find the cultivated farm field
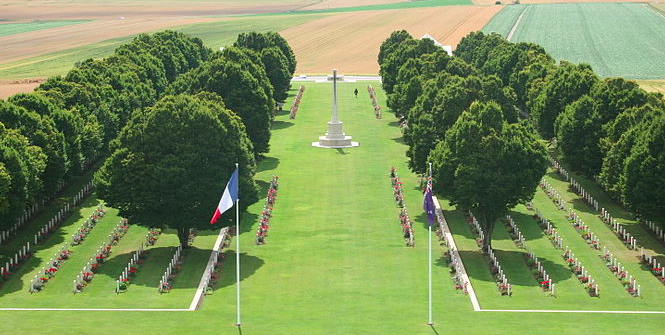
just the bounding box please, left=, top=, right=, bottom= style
left=282, top=5, right=501, bottom=74
left=483, top=3, right=665, bottom=79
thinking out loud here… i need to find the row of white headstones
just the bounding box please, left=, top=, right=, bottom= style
left=72, top=220, right=129, bottom=293
left=113, top=229, right=160, bottom=293
left=468, top=212, right=511, bottom=296
left=505, top=215, right=555, bottom=296
left=27, top=204, right=105, bottom=293
left=539, top=174, right=640, bottom=297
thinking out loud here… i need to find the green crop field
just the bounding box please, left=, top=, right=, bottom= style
left=0, top=20, right=90, bottom=38
left=0, top=14, right=323, bottom=80
left=483, top=3, right=665, bottom=79
left=1, top=83, right=664, bottom=334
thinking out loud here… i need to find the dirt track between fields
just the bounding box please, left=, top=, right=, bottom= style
left=282, top=5, right=502, bottom=74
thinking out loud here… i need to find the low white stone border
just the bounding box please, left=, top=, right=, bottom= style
left=0, top=227, right=230, bottom=312
left=480, top=309, right=665, bottom=314
left=434, top=196, right=665, bottom=314
left=189, top=227, right=229, bottom=310
left=433, top=196, right=481, bottom=311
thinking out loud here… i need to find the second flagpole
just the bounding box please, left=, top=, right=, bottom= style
left=427, top=163, right=433, bottom=326
left=236, top=163, right=241, bottom=327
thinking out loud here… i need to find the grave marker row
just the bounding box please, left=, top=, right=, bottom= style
left=468, top=211, right=511, bottom=296
left=367, top=85, right=381, bottom=119
left=159, top=245, right=183, bottom=293
left=289, top=85, right=305, bottom=119
left=255, top=176, right=279, bottom=245
left=563, top=248, right=600, bottom=297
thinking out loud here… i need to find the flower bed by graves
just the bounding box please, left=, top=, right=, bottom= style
left=391, top=167, right=414, bottom=247
left=563, top=210, right=640, bottom=296
left=367, top=85, right=381, bottom=119
left=562, top=248, right=600, bottom=297
left=115, top=228, right=161, bottom=293
left=158, top=245, right=184, bottom=293
left=566, top=210, right=601, bottom=250
left=255, top=176, right=279, bottom=245
left=600, top=248, right=641, bottom=296
left=71, top=204, right=107, bottom=246
left=639, top=250, right=665, bottom=285
left=289, top=85, right=305, bottom=119
left=504, top=215, right=555, bottom=296
left=73, top=219, right=129, bottom=293
left=28, top=244, right=71, bottom=293
left=467, top=211, right=511, bottom=296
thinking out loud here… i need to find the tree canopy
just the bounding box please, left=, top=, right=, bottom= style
left=94, top=93, right=258, bottom=247
left=429, top=102, right=548, bottom=250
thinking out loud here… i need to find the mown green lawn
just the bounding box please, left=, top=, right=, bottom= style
left=0, top=83, right=664, bottom=334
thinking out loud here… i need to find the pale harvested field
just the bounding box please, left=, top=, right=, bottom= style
left=0, top=0, right=315, bottom=20
left=0, top=17, right=219, bottom=66
left=298, top=0, right=407, bottom=11
left=0, top=79, right=42, bottom=99
left=282, top=5, right=502, bottom=74
left=636, top=79, right=665, bottom=95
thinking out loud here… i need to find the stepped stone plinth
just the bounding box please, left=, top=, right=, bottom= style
left=312, top=69, right=359, bottom=149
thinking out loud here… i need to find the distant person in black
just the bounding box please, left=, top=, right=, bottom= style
left=354, top=88, right=358, bottom=98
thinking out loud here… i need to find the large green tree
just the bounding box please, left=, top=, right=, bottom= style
left=169, top=51, right=274, bottom=155
left=622, top=112, right=665, bottom=221
left=95, top=93, right=258, bottom=247
left=529, top=62, right=598, bottom=139
left=429, top=101, right=548, bottom=251
left=554, top=95, right=603, bottom=176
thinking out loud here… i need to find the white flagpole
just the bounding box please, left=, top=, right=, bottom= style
left=235, top=163, right=241, bottom=327
left=428, top=162, right=433, bottom=326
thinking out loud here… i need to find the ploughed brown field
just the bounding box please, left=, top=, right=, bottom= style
left=282, top=5, right=502, bottom=74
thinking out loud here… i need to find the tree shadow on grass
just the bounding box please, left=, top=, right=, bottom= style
left=507, top=211, right=546, bottom=241
left=257, top=156, right=280, bottom=173
left=272, top=120, right=294, bottom=130
left=391, top=136, right=405, bottom=144
left=213, top=251, right=264, bottom=290
left=388, top=120, right=401, bottom=128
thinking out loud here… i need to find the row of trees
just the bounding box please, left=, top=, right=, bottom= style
left=0, top=31, right=210, bottom=231
left=1, top=30, right=298, bottom=247
left=97, top=31, right=296, bottom=246
left=454, top=32, right=665, bottom=223
left=379, top=31, right=548, bottom=250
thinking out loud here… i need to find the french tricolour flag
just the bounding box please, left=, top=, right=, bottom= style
left=210, top=168, right=239, bottom=224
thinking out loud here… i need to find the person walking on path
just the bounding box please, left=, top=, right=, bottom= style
left=354, top=88, right=358, bottom=98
